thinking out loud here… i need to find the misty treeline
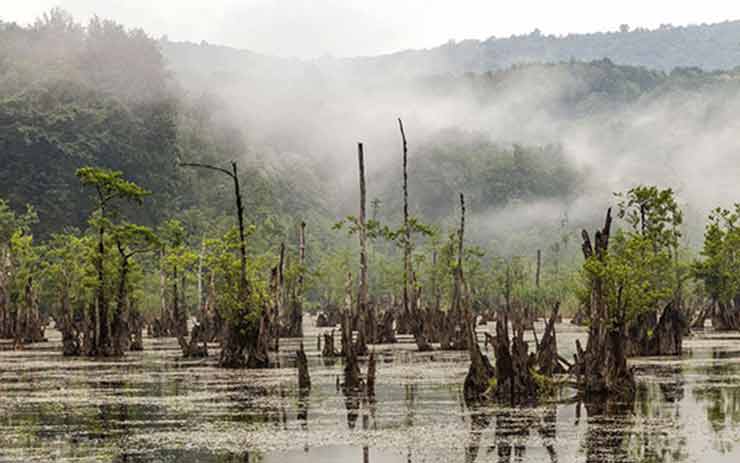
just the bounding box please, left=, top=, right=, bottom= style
left=1, top=10, right=740, bottom=404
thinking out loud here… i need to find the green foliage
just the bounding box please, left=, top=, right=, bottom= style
left=39, top=232, right=96, bottom=313
left=204, top=227, right=268, bottom=326
left=616, top=185, right=683, bottom=251
left=583, top=230, right=676, bottom=322
left=693, top=204, right=740, bottom=306
left=77, top=167, right=150, bottom=208
left=0, top=199, right=37, bottom=244
left=581, top=185, right=684, bottom=323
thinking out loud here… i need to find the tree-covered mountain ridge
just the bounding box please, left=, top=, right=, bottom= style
left=162, top=19, right=740, bottom=88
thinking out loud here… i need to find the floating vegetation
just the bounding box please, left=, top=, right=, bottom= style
left=0, top=326, right=739, bottom=462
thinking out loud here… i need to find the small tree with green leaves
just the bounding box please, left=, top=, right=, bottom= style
left=76, top=166, right=150, bottom=356
left=0, top=199, right=38, bottom=340
left=41, top=232, right=95, bottom=355
left=693, top=204, right=740, bottom=330
left=111, top=223, right=157, bottom=355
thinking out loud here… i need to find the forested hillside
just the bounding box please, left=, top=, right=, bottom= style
left=0, top=10, right=325, bottom=238
left=3, top=10, right=740, bottom=251
left=162, top=20, right=740, bottom=86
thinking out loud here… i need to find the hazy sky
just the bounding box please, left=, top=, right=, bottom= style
left=4, top=0, right=740, bottom=58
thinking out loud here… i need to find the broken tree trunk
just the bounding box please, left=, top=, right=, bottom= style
left=377, top=308, right=397, bottom=344
left=489, top=308, right=540, bottom=405
left=399, top=118, right=413, bottom=343
left=181, top=161, right=259, bottom=369
left=341, top=272, right=363, bottom=390
left=536, top=302, right=566, bottom=375
left=366, top=351, right=377, bottom=399
left=574, top=208, right=635, bottom=397
left=322, top=329, right=337, bottom=357
left=711, top=300, right=740, bottom=331
left=297, top=341, right=311, bottom=390
left=624, top=302, right=686, bottom=356
left=410, top=270, right=433, bottom=352
left=355, top=143, right=372, bottom=352
left=463, top=320, right=496, bottom=402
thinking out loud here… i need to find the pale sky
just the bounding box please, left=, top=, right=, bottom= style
left=3, top=0, right=740, bottom=58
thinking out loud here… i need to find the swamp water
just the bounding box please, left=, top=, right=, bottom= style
left=1, top=321, right=739, bottom=462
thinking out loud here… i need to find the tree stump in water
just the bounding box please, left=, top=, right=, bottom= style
left=180, top=322, right=209, bottom=358
left=366, top=351, right=376, bottom=398
left=342, top=309, right=363, bottom=391
left=536, top=303, right=566, bottom=375
left=246, top=309, right=272, bottom=368
left=575, top=208, right=635, bottom=397
left=377, top=309, right=397, bottom=344
left=322, top=330, right=337, bottom=357
left=710, top=302, right=740, bottom=331
left=571, top=306, right=589, bottom=326
left=128, top=310, right=144, bottom=352
left=463, top=331, right=496, bottom=402
left=489, top=311, right=540, bottom=404
left=624, top=303, right=686, bottom=356
left=297, top=341, right=311, bottom=390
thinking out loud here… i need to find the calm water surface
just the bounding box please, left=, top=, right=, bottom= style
left=1, top=321, right=739, bottom=462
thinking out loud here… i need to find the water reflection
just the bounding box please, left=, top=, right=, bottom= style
left=1, top=329, right=740, bottom=462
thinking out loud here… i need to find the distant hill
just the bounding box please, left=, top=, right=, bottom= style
left=162, top=20, right=740, bottom=88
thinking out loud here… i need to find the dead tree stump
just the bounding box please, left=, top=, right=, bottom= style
left=322, top=330, right=337, bottom=357
left=297, top=341, right=311, bottom=390
left=575, top=208, right=635, bottom=397
left=536, top=302, right=567, bottom=375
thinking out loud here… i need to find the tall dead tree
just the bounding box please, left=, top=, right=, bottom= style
left=399, top=119, right=412, bottom=337
left=399, top=119, right=432, bottom=352
left=180, top=161, right=267, bottom=368
left=574, top=208, right=635, bottom=396
left=355, top=143, right=372, bottom=351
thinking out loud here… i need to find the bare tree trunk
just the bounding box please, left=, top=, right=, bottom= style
left=399, top=119, right=411, bottom=339
left=180, top=161, right=260, bottom=368
left=356, top=143, right=371, bottom=350
left=342, top=272, right=362, bottom=390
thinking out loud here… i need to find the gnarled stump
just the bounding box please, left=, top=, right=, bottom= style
left=322, top=330, right=337, bottom=357
left=575, top=208, right=635, bottom=397
left=489, top=311, right=539, bottom=404
left=297, top=341, right=311, bottom=390
left=377, top=309, right=397, bottom=344
left=463, top=332, right=495, bottom=402
left=536, top=302, right=566, bottom=375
